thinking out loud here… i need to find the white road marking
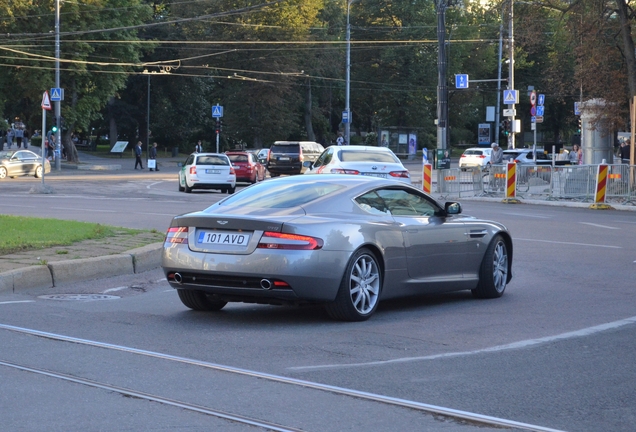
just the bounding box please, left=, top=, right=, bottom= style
left=102, top=286, right=128, bottom=294
left=515, top=238, right=621, bottom=249
left=503, top=212, right=550, bottom=219
left=0, top=204, right=38, bottom=208
left=146, top=181, right=164, bottom=189
left=50, top=207, right=117, bottom=213
left=579, top=222, right=619, bottom=230
left=0, top=301, right=35, bottom=305
left=289, top=316, right=636, bottom=372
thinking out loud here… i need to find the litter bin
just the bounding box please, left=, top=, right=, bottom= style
left=172, top=147, right=179, bottom=157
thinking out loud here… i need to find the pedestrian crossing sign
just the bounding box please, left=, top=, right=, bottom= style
left=503, top=90, right=518, bottom=104
left=212, top=104, right=224, bottom=118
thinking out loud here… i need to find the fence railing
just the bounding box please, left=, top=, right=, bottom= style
left=435, top=164, right=636, bottom=204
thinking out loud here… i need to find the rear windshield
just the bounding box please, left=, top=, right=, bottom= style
left=215, top=181, right=344, bottom=209
left=339, top=150, right=399, bottom=163
left=227, top=154, right=249, bottom=162
left=196, top=155, right=229, bottom=166
left=464, top=150, right=484, bottom=156
left=270, top=144, right=300, bottom=153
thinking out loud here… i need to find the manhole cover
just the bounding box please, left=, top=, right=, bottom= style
left=38, top=294, right=120, bottom=301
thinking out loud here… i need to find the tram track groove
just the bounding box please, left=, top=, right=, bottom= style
left=0, top=323, right=564, bottom=432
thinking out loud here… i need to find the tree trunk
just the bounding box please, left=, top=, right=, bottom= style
left=615, top=0, right=636, bottom=99
left=108, top=97, right=118, bottom=149
left=304, top=79, right=315, bottom=141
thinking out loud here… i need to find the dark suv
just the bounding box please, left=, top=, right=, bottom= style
left=266, top=141, right=324, bottom=176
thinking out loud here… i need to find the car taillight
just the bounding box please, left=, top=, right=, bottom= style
left=460, top=155, right=466, bottom=158
left=389, top=170, right=410, bottom=179
left=299, top=147, right=304, bottom=162
left=257, top=232, right=323, bottom=250
left=165, top=227, right=188, bottom=244
left=331, top=168, right=360, bottom=175
left=479, top=155, right=486, bottom=159
left=189, top=166, right=197, bottom=175
left=230, top=167, right=235, bottom=174
left=267, top=150, right=271, bottom=162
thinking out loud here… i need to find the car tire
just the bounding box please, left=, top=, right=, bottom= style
left=472, top=234, right=509, bottom=299
left=325, top=248, right=382, bottom=322
left=178, top=182, right=184, bottom=192
left=184, top=181, right=192, bottom=193
left=228, top=186, right=235, bottom=194
left=34, top=165, right=43, bottom=178
left=177, top=289, right=227, bottom=311
left=0, top=166, right=6, bottom=179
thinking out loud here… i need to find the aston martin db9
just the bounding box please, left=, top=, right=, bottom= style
left=162, top=175, right=513, bottom=321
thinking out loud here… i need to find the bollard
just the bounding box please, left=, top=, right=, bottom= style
left=422, top=163, right=432, bottom=194
left=503, top=162, right=520, bottom=203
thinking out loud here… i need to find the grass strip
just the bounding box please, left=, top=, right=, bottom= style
left=0, top=215, right=155, bottom=255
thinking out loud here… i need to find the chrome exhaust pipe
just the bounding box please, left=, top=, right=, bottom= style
left=260, top=279, right=272, bottom=290
left=173, top=273, right=183, bottom=284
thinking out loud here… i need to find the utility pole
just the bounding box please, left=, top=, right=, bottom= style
left=54, top=0, right=61, bottom=170
left=345, top=0, right=352, bottom=146
left=436, top=0, right=450, bottom=151
left=507, top=0, right=516, bottom=149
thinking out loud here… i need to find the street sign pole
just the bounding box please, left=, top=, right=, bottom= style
left=40, top=91, right=52, bottom=185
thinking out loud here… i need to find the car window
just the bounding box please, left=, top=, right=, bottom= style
left=197, top=155, right=229, bottom=166
left=185, top=155, right=195, bottom=165
left=216, top=181, right=344, bottom=209
left=464, top=150, right=483, bottom=156
left=338, top=150, right=399, bottom=163
left=228, top=154, right=248, bottom=163
left=375, top=188, right=439, bottom=217
left=354, top=191, right=391, bottom=215
left=271, top=143, right=300, bottom=154
left=314, top=147, right=332, bottom=168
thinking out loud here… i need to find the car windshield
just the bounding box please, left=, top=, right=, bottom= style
left=338, top=150, right=398, bottom=163
left=213, top=180, right=344, bottom=209
left=464, top=150, right=484, bottom=156
left=270, top=144, right=299, bottom=153
left=197, top=155, right=229, bottom=166
left=0, top=151, right=15, bottom=159
left=228, top=154, right=248, bottom=163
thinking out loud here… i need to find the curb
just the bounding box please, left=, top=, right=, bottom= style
left=0, top=242, right=163, bottom=294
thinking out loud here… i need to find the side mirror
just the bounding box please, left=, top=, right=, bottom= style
left=302, top=161, right=312, bottom=168
left=444, top=202, right=462, bottom=215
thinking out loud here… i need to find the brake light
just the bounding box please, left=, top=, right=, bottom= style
left=299, top=146, right=304, bottom=163
left=389, top=170, right=410, bottom=179
left=479, top=155, right=486, bottom=159
left=230, top=167, right=235, bottom=174
left=165, top=227, right=188, bottom=244
left=267, top=149, right=271, bottom=162
left=189, top=166, right=197, bottom=175
left=331, top=168, right=360, bottom=175
left=460, top=155, right=466, bottom=158
left=257, top=232, right=323, bottom=250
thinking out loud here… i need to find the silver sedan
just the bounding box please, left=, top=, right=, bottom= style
left=0, top=150, right=51, bottom=179
left=162, top=175, right=513, bottom=321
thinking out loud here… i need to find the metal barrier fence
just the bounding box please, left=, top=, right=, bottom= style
left=435, top=164, right=636, bottom=204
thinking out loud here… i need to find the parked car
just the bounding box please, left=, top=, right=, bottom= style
left=178, top=153, right=236, bottom=194
left=459, top=147, right=493, bottom=170
left=502, top=149, right=571, bottom=166
left=226, top=151, right=266, bottom=184
left=303, top=145, right=411, bottom=183
left=0, top=150, right=51, bottom=180
left=162, top=174, right=513, bottom=321
left=250, top=148, right=269, bottom=163
left=266, top=141, right=325, bottom=177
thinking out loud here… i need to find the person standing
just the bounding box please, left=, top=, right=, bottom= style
left=620, top=140, right=631, bottom=164
left=336, top=134, right=344, bottom=146
left=195, top=140, right=203, bottom=153
left=134, top=141, right=144, bottom=169
left=569, top=144, right=580, bottom=164
left=149, top=142, right=159, bottom=171
left=14, top=119, right=24, bottom=148
left=7, top=125, right=14, bottom=148
left=491, top=142, right=503, bottom=165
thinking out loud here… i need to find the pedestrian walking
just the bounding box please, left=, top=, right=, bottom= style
left=7, top=125, right=14, bottom=148
left=134, top=141, right=144, bottom=169
left=194, top=140, right=203, bottom=153
left=14, top=119, right=24, bottom=148
left=149, top=142, right=159, bottom=171
left=336, top=134, right=344, bottom=146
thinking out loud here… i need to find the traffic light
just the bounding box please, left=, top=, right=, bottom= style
left=502, top=120, right=510, bottom=136
left=215, top=119, right=220, bottom=134
left=577, top=118, right=581, bottom=133
left=51, top=125, right=58, bottom=133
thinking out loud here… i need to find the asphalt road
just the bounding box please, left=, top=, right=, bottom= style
left=0, top=169, right=635, bottom=431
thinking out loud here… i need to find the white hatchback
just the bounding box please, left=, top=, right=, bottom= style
left=459, top=147, right=493, bottom=170
left=179, top=153, right=236, bottom=194
left=303, top=145, right=411, bottom=184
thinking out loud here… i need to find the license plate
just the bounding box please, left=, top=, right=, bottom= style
left=197, top=231, right=250, bottom=246
left=362, top=173, right=387, bottom=178
left=278, top=157, right=290, bottom=161
left=206, top=169, right=221, bottom=174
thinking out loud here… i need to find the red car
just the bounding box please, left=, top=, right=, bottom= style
left=226, top=151, right=266, bottom=184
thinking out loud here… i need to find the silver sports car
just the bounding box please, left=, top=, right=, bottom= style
left=162, top=174, right=513, bottom=321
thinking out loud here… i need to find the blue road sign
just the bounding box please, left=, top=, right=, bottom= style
left=342, top=110, right=350, bottom=123
left=536, top=106, right=545, bottom=116
left=455, top=74, right=469, bottom=89
left=503, top=90, right=518, bottom=104
left=574, top=102, right=580, bottom=116
left=212, top=104, right=224, bottom=118
left=538, top=94, right=545, bottom=106
left=50, top=88, right=63, bottom=101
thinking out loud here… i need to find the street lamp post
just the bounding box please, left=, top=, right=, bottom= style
left=146, top=73, right=150, bottom=164
left=54, top=0, right=61, bottom=170
left=436, top=0, right=450, bottom=151
left=345, top=0, right=353, bottom=146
